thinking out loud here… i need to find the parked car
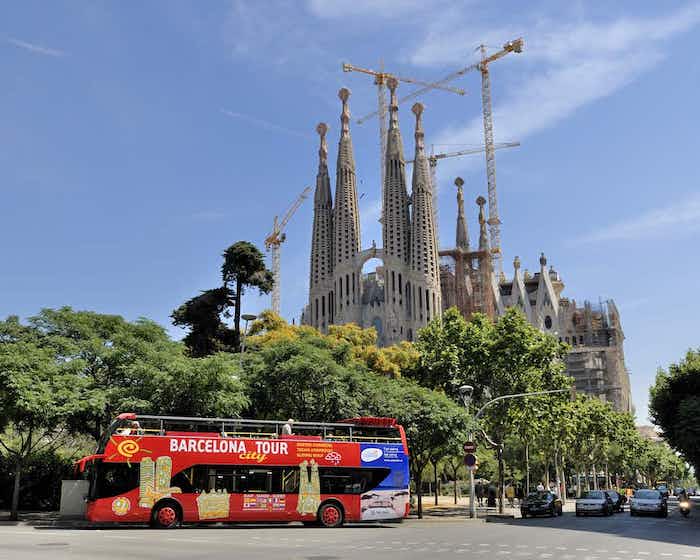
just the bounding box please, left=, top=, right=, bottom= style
left=606, top=490, right=625, bottom=512
left=630, top=489, right=668, bottom=517
left=521, top=491, right=563, bottom=518
left=576, top=490, right=614, bottom=516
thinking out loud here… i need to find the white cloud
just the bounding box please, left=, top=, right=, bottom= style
left=307, top=0, right=433, bottom=19
left=4, top=36, right=66, bottom=57
left=573, top=192, right=700, bottom=244
left=221, top=109, right=313, bottom=139
left=410, top=4, right=700, bottom=149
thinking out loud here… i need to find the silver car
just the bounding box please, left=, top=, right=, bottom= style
left=576, top=490, right=614, bottom=516
left=630, top=489, right=668, bottom=517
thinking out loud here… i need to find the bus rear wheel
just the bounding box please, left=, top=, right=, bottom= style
left=152, top=503, right=181, bottom=529
left=318, top=503, right=343, bottom=528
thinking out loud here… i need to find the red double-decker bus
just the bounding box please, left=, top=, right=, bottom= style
left=76, top=413, right=410, bottom=528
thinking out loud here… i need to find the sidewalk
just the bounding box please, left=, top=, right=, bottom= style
left=413, top=494, right=578, bottom=519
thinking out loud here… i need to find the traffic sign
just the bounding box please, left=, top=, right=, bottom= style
left=464, top=453, right=477, bottom=467
left=463, top=441, right=476, bottom=453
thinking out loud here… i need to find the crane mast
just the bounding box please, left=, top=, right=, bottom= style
left=479, top=38, right=523, bottom=277
left=265, top=186, right=312, bottom=316
left=343, top=62, right=465, bottom=222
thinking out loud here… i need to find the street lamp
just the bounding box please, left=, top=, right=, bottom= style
left=239, top=313, right=258, bottom=366
left=460, top=387, right=570, bottom=518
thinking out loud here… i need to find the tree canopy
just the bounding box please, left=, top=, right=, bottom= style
left=649, top=349, right=700, bottom=473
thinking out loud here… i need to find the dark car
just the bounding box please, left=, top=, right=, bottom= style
left=606, top=490, right=625, bottom=512
left=521, top=491, right=563, bottom=518
left=576, top=490, right=614, bottom=516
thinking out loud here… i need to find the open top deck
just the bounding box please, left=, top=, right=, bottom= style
left=95, top=413, right=405, bottom=455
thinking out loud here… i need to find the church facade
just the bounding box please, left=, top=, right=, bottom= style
left=302, top=80, right=441, bottom=345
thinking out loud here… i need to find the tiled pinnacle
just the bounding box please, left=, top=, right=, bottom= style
left=477, top=195, right=489, bottom=252
left=382, top=77, right=410, bottom=262
left=455, top=177, right=470, bottom=251
left=309, top=122, right=333, bottom=291
left=333, top=88, right=361, bottom=265
left=410, top=102, right=438, bottom=280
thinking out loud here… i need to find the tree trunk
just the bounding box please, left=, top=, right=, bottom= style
left=10, top=459, right=22, bottom=521
left=433, top=461, right=439, bottom=506
left=558, top=457, right=567, bottom=505
left=525, top=443, right=530, bottom=495
left=416, top=475, right=423, bottom=519
left=234, top=279, right=242, bottom=351
left=545, top=458, right=551, bottom=488
left=592, top=464, right=598, bottom=490
left=497, top=446, right=505, bottom=514
left=453, top=468, right=458, bottom=505
left=604, top=463, right=610, bottom=489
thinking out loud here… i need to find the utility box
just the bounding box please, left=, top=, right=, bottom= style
left=59, top=480, right=89, bottom=518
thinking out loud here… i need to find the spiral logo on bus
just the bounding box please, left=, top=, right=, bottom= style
left=117, top=439, right=140, bottom=459
left=107, top=436, right=151, bottom=465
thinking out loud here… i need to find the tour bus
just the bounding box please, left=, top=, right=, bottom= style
left=76, top=413, right=410, bottom=528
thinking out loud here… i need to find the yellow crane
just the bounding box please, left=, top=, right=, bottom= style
left=354, top=38, right=524, bottom=275
left=407, top=141, right=520, bottom=241
left=265, top=186, right=312, bottom=315
left=342, top=62, right=466, bottom=210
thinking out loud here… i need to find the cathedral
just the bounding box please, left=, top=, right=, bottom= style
left=302, top=80, right=440, bottom=345
left=301, top=81, right=632, bottom=413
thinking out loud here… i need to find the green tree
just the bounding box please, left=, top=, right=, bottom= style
left=0, top=322, right=96, bottom=520
left=649, top=350, right=700, bottom=472
left=173, top=241, right=272, bottom=356
left=222, top=241, right=274, bottom=352
left=171, top=287, right=234, bottom=357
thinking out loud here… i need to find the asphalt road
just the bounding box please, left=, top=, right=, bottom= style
left=1, top=500, right=698, bottom=560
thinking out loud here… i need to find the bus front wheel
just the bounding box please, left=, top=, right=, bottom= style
left=318, top=502, right=344, bottom=528
left=152, top=502, right=181, bottom=529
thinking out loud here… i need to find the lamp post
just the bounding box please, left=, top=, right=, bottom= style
left=459, top=386, right=570, bottom=518
left=239, top=313, right=257, bottom=366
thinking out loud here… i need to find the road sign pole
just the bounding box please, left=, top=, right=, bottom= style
left=469, top=432, right=476, bottom=518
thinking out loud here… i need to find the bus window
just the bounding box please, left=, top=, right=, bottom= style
left=95, top=463, right=139, bottom=499
left=318, top=468, right=391, bottom=494
left=281, top=468, right=299, bottom=493
left=170, top=468, right=195, bottom=493
left=242, top=469, right=271, bottom=493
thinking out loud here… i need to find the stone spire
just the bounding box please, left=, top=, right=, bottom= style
left=309, top=122, right=333, bottom=293
left=382, top=77, right=410, bottom=264
left=333, top=88, right=361, bottom=266
left=477, top=195, right=489, bottom=252
left=455, top=177, right=469, bottom=251
left=410, top=102, right=439, bottom=284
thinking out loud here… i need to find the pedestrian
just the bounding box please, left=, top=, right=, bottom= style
left=506, top=484, right=515, bottom=507
left=475, top=481, right=483, bottom=506
left=282, top=419, right=294, bottom=435
left=536, top=482, right=545, bottom=492
left=487, top=484, right=497, bottom=507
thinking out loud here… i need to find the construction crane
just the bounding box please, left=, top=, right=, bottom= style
left=406, top=141, right=520, bottom=246
left=355, top=38, right=524, bottom=276
left=342, top=62, right=466, bottom=212
left=264, top=186, right=312, bottom=316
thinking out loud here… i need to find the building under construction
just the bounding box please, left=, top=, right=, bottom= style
left=439, top=183, right=633, bottom=413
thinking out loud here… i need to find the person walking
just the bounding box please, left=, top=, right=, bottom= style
left=506, top=484, right=515, bottom=507
left=475, top=481, right=484, bottom=506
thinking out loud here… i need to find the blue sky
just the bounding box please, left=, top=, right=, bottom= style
left=2, top=1, right=699, bottom=424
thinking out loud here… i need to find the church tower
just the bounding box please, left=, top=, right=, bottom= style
left=409, top=102, right=441, bottom=333
left=332, top=88, right=362, bottom=325
left=303, top=83, right=442, bottom=344
left=308, top=122, right=334, bottom=331
left=381, top=78, right=411, bottom=344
